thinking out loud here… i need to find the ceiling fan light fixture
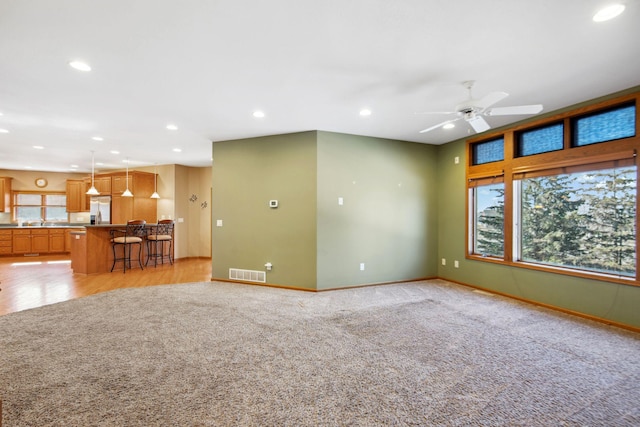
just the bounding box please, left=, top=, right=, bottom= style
left=593, top=4, right=625, bottom=22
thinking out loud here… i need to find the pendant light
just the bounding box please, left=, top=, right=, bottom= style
left=150, top=163, right=160, bottom=199
left=86, top=150, right=100, bottom=195
left=122, top=157, right=133, bottom=197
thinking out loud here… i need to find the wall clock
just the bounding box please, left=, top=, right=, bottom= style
left=35, top=178, right=48, bottom=188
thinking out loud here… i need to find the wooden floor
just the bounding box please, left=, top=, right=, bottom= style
left=0, top=254, right=212, bottom=316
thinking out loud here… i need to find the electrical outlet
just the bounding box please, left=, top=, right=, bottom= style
left=441, top=258, right=446, bottom=266
left=454, top=260, right=459, bottom=268
left=360, top=263, right=365, bottom=271
left=454, top=156, right=460, bottom=164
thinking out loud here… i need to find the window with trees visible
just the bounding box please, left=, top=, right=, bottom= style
left=467, top=93, right=639, bottom=285
left=13, top=192, right=67, bottom=223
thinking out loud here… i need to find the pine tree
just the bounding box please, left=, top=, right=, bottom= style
left=521, top=174, right=585, bottom=267
left=476, top=186, right=504, bottom=257
left=579, top=167, right=636, bottom=275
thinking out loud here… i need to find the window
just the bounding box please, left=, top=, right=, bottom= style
left=517, top=122, right=564, bottom=157
left=471, top=182, right=504, bottom=257
left=14, top=192, right=67, bottom=223
left=466, top=93, right=639, bottom=285
left=573, top=103, right=635, bottom=147
left=515, top=165, right=636, bottom=277
left=472, top=137, right=504, bottom=165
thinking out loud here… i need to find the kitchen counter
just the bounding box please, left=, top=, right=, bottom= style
left=70, top=224, right=164, bottom=274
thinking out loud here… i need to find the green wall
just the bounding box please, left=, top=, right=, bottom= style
left=212, top=131, right=438, bottom=291
left=436, top=138, right=640, bottom=329
left=316, top=131, right=438, bottom=289
left=212, top=132, right=318, bottom=289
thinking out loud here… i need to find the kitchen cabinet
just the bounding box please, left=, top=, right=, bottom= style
left=0, top=229, right=12, bottom=254
left=66, top=179, right=88, bottom=212
left=94, top=176, right=112, bottom=194
left=111, top=174, right=132, bottom=195
left=110, top=171, right=157, bottom=223
left=12, top=228, right=49, bottom=254
left=49, top=229, right=66, bottom=252
left=0, top=176, right=12, bottom=212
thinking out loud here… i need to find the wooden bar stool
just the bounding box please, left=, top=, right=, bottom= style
left=110, top=220, right=146, bottom=273
left=146, top=219, right=174, bottom=266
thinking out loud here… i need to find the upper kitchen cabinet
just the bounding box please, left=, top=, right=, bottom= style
left=66, top=179, right=88, bottom=212
left=0, top=176, right=13, bottom=212
left=110, top=171, right=157, bottom=223
left=94, top=176, right=112, bottom=194
left=111, top=171, right=155, bottom=197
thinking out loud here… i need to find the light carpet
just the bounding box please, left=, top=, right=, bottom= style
left=0, top=279, right=639, bottom=426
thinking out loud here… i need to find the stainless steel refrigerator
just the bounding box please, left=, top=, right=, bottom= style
left=90, top=196, right=111, bottom=224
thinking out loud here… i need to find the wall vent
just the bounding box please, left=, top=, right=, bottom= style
left=229, top=268, right=266, bottom=283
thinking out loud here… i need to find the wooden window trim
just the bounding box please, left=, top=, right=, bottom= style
left=466, top=90, right=640, bottom=286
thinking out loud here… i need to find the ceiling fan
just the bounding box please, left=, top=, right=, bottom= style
left=418, top=80, right=543, bottom=134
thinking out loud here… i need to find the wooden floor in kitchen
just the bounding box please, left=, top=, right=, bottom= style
left=0, top=255, right=212, bottom=316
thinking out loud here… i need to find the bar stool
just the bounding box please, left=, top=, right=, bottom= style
left=110, top=220, right=146, bottom=273
left=146, top=219, right=174, bottom=266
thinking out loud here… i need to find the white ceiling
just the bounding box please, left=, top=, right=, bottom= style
left=0, top=0, right=639, bottom=173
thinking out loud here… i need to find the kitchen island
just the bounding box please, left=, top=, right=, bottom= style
left=70, top=224, right=160, bottom=274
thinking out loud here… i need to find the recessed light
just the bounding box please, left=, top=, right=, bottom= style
left=96, top=162, right=104, bottom=166
left=70, top=164, right=79, bottom=168
left=69, top=60, right=91, bottom=72
left=33, top=145, right=44, bottom=149
left=166, top=124, right=178, bottom=130
left=173, top=148, right=182, bottom=153
left=593, top=4, right=625, bottom=22
left=0, top=128, right=9, bottom=134
left=92, top=136, right=104, bottom=141
left=253, top=111, right=265, bottom=118
left=443, top=123, right=456, bottom=130
left=110, top=150, right=120, bottom=155
left=359, top=109, right=372, bottom=117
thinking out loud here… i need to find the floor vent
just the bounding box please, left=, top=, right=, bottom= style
left=229, top=268, right=266, bottom=283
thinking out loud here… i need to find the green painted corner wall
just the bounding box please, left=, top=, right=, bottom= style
left=211, top=131, right=438, bottom=291
left=436, top=139, right=640, bottom=328
left=316, top=131, right=438, bottom=289
left=211, top=132, right=318, bottom=289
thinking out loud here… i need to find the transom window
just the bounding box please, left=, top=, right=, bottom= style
left=467, top=94, right=639, bottom=285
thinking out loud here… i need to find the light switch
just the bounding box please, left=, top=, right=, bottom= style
left=216, top=219, right=223, bottom=227
left=338, top=197, right=344, bottom=205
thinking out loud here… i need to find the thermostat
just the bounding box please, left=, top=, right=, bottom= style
left=269, top=200, right=278, bottom=208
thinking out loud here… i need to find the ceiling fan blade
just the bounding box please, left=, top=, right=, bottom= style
left=419, top=118, right=460, bottom=134
left=467, top=115, right=491, bottom=133
left=476, top=91, right=509, bottom=109
left=486, top=104, right=544, bottom=116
